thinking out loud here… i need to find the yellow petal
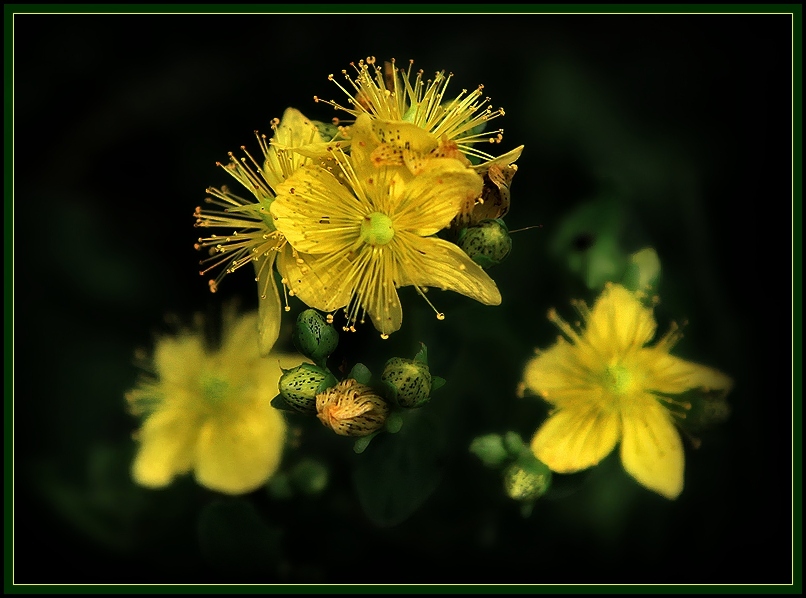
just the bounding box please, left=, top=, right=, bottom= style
left=251, top=252, right=282, bottom=356
left=349, top=245, right=403, bottom=335
left=395, top=234, right=501, bottom=306
left=619, top=397, right=684, bottom=499
left=194, top=406, right=287, bottom=495
left=277, top=248, right=353, bottom=313
left=393, top=159, right=484, bottom=236
left=263, top=107, right=327, bottom=190
left=640, top=350, right=734, bottom=397
left=132, top=408, right=200, bottom=488
left=585, top=284, right=657, bottom=355
left=472, top=144, right=524, bottom=172
left=152, top=335, right=206, bottom=389
left=271, top=165, right=365, bottom=254
left=531, top=407, right=620, bottom=473
left=522, top=341, right=601, bottom=407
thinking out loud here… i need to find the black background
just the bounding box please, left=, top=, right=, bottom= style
left=12, top=10, right=794, bottom=586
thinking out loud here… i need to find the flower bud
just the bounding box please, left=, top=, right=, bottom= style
left=316, top=379, right=390, bottom=437
left=292, top=309, right=339, bottom=363
left=503, top=455, right=552, bottom=502
left=457, top=218, right=512, bottom=269
left=469, top=434, right=510, bottom=468
left=278, top=363, right=336, bottom=415
left=381, top=357, right=432, bottom=408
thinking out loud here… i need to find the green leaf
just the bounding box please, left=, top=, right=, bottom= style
left=430, top=376, right=447, bottom=393
left=353, top=410, right=447, bottom=527
left=413, top=342, right=429, bottom=365
left=197, top=498, right=282, bottom=578
left=353, top=431, right=381, bottom=454
left=270, top=393, right=299, bottom=413
left=385, top=410, right=404, bottom=434
left=348, top=362, right=372, bottom=385
left=621, top=246, right=661, bottom=295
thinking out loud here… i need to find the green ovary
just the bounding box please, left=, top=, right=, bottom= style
left=604, top=364, right=634, bottom=395
left=200, top=374, right=230, bottom=405
left=360, top=212, right=395, bottom=246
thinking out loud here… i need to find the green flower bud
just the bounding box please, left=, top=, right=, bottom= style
left=503, top=455, right=552, bottom=502
left=289, top=458, right=329, bottom=496
left=381, top=357, right=432, bottom=408
left=278, top=363, right=336, bottom=415
left=469, top=434, right=510, bottom=468
left=316, top=379, right=390, bottom=437
left=457, top=218, right=512, bottom=268
left=292, top=309, right=338, bottom=363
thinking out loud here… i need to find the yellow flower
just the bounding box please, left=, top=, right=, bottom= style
left=194, top=107, right=330, bottom=354
left=270, top=114, right=501, bottom=336
left=126, top=307, right=303, bottom=495
left=521, top=283, right=733, bottom=499
left=315, top=56, right=523, bottom=172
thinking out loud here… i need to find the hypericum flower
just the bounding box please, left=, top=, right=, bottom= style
left=194, top=107, right=331, bottom=354
left=521, top=283, right=733, bottom=499
left=270, top=114, right=501, bottom=336
left=126, top=307, right=304, bottom=495
left=316, top=379, right=390, bottom=437
left=315, top=56, right=523, bottom=172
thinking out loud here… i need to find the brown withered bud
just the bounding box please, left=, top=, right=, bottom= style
left=316, top=379, right=390, bottom=437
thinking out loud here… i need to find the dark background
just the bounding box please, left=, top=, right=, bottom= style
left=12, top=11, right=795, bottom=586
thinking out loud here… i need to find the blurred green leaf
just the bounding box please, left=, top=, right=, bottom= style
left=550, top=197, right=632, bottom=291
left=469, top=434, right=510, bottom=469
left=622, top=246, right=661, bottom=295
left=353, top=409, right=448, bottom=527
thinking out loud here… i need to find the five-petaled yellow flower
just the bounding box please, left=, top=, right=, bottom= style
left=194, top=107, right=331, bottom=354
left=126, top=308, right=303, bottom=495
left=521, top=283, right=733, bottom=499
left=270, top=114, right=502, bottom=337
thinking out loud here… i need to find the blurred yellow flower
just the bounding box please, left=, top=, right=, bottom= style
left=126, top=308, right=303, bottom=495
left=270, top=115, right=501, bottom=336
left=522, top=283, right=733, bottom=499
left=194, top=107, right=330, bottom=354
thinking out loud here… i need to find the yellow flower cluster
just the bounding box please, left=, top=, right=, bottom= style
left=195, top=56, right=523, bottom=343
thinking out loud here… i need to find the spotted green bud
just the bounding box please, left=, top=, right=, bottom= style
left=457, top=218, right=512, bottom=269
left=278, top=363, right=336, bottom=415
left=381, top=357, right=432, bottom=408
left=292, top=309, right=338, bottom=363
left=503, top=454, right=552, bottom=502
left=316, top=379, right=390, bottom=437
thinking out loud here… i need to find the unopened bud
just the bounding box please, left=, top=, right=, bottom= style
left=503, top=455, right=552, bottom=502
left=381, top=357, right=432, bottom=408
left=316, top=379, right=390, bottom=437
left=292, top=309, right=339, bottom=363
left=278, top=363, right=336, bottom=415
left=457, top=218, right=512, bottom=269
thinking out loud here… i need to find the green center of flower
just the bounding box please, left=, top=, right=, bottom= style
left=604, top=364, right=633, bottom=395
left=201, top=374, right=230, bottom=405
left=360, top=212, right=395, bottom=246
